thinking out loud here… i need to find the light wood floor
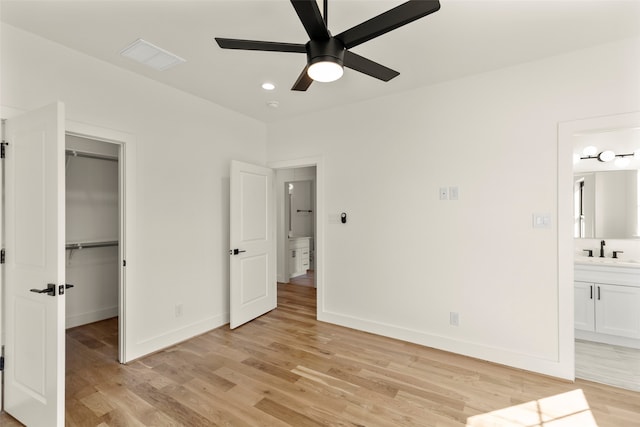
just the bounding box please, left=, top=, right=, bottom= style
left=289, top=269, right=315, bottom=287
left=576, top=339, right=640, bottom=392
left=2, top=283, right=639, bottom=426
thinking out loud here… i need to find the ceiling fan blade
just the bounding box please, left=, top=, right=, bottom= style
left=292, top=66, right=313, bottom=91
left=335, top=0, right=440, bottom=49
left=290, top=0, right=330, bottom=41
left=343, top=51, right=399, bottom=82
left=215, top=38, right=306, bottom=53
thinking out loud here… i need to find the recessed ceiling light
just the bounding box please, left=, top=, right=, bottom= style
left=262, top=82, right=275, bottom=91
left=120, top=39, right=186, bottom=71
left=266, top=100, right=279, bottom=108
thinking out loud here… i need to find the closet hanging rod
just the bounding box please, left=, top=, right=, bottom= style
left=65, top=149, right=118, bottom=162
left=65, top=241, right=119, bottom=250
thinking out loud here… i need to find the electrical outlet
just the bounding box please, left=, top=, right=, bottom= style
left=439, top=187, right=449, bottom=200
left=175, top=303, right=183, bottom=318
left=450, top=311, right=459, bottom=326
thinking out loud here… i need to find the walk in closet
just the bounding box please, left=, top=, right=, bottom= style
left=65, top=135, right=120, bottom=329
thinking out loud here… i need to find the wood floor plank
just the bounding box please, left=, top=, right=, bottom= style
left=40, top=281, right=631, bottom=426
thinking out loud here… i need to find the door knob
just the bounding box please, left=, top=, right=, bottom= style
left=229, top=249, right=246, bottom=255
left=30, top=283, right=56, bottom=296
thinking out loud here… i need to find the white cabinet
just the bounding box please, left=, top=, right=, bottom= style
left=574, top=281, right=595, bottom=332
left=289, top=237, right=310, bottom=278
left=575, top=281, right=640, bottom=338
left=574, top=263, right=640, bottom=348
left=596, top=284, right=640, bottom=338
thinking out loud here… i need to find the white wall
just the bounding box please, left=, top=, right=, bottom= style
left=267, top=37, right=640, bottom=378
left=1, top=25, right=267, bottom=361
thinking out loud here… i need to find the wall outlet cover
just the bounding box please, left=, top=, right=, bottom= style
left=439, top=187, right=449, bottom=200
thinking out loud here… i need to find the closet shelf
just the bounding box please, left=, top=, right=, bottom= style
left=65, top=240, right=119, bottom=250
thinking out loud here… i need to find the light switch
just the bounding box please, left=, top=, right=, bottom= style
left=532, top=213, right=552, bottom=229
left=449, top=186, right=459, bottom=200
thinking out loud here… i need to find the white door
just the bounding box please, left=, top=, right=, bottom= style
left=229, top=160, right=276, bottom=329
left=4, top=102, right=66, bottom=426
left=595, top=283, right=640, bottom=338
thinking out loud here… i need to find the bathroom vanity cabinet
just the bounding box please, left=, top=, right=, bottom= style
left=574, top=262, right=640, bottom=349
left=289, top=237, right=311, bottom=278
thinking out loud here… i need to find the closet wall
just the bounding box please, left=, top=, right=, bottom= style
left=65, top=135, right=119, bottom=328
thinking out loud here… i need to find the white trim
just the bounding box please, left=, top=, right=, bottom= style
left=66, top=306, right=118, bottom=329
left=319, top=310, right=574, bottom=379
left=268, top=157, right=324, bottom=319
left=65, top=119, right=136, bottom=363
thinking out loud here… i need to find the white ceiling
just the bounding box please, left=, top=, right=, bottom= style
left=2, top=0, right=639, bottom=123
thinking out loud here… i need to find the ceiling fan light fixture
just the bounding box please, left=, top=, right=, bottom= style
left=307, top=60, right=344, bottom=82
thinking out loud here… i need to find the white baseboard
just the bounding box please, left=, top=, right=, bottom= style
left=124, top=312, right=230, bottom=363
left=318, top=310, right=573, bottom=380
left=66, top=306, right=118, bottom=329
left=576, top=330, right=640, bottom=349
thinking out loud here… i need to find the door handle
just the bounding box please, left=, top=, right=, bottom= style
left=59, top=284, right=74, bottom=295
left=590, top=285, right=593, bottom=300
left=30, top=283, right=56, bottom=296
left=229, top=249, right=246, bottom=255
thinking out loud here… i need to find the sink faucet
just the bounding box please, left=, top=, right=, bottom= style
left=600, top=240, right=606, bottom=258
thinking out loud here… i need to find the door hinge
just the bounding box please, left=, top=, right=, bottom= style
left=0, top=141, right=7, bottom=159
left=0, top=355, right=4, bottom=371
left=0, top=248, right=5, bottom=264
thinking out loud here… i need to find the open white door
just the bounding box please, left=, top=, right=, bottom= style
left=229, top=160, right=276, bottom=329
left=3, top=103, right=66, bottom=426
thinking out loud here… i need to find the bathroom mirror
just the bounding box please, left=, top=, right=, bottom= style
left=574, top=169, right=639, bottom=238
left=572, top=112, right=640, bottom=239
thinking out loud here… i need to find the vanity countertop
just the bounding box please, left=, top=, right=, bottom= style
left=574, top=257, right=640, bottom=269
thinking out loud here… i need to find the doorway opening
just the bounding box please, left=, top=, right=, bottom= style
left=269, top=157, right=323, bottom=317
left=64, top=131, right=126, bottom=363
left=277, top=167, right=317, bottom=289
left=560, top=111, right=640, bottom=392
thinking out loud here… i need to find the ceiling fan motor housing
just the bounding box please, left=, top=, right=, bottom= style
left=306, top=38, right=345, bottom=68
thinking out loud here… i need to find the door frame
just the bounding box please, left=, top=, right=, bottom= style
left=65, top=120, right=135, bottom=363
left=269, top=156, right=324, bottom=317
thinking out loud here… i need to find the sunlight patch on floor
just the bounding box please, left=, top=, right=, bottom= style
left=466, top=389, right=598, bottom=427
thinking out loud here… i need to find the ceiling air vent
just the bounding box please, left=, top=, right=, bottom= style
left=120, top=39, right=186, bottom=71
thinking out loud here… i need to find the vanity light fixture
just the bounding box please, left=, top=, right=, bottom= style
left=579, top=149, right=635, bottom=164
left=597, top=150, right=615, bottom=162
left=583, top=146, right=598, bottom=156
left=614, top=156, right=631, bottom=168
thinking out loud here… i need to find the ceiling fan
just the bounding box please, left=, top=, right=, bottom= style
left=215, top=0, right=441, bottom=91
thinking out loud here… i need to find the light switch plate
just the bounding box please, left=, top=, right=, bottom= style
left=533, top=213, right=552, bottom=229
left=449, top=186, right=459, bottom=200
